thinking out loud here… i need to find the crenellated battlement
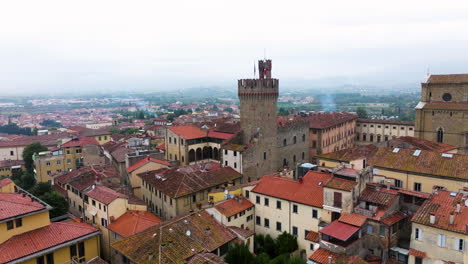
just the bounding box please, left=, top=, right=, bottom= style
left=238, top=79, right=279, bottom=95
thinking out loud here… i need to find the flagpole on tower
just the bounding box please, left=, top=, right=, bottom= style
left=254, top=61, right=256, bottom=78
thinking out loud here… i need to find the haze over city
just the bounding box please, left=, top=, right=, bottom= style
left=1, top=0, right=468, bottom=95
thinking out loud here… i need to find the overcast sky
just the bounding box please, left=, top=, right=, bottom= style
left=1, top=0, right=468, bottom=94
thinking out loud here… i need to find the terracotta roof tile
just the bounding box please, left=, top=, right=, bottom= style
left=409, top=249, right=427, bottom=258
left=138, top=162, right=242, bottom=198
left=0, top=193, right=46, bottom=221
left=111, top=147, right=133, bottom=163
left=107, top=211, right=162, bottom=238
left=388, top=136, right=458, bottom=153
left=214, top=197, right=254, bottom=217
left=0, top=160, right=25, bottom=168
left=187, top=252, right=228, bottom=264
left=358, top=187, right=399, bottom=207
left=169, top=125, right=207, bottom=139
left=339, top=213, right=367, bottom=227
left=368, top=148, right=468, bottom=180
left=55, top=165, right=121, bottom=191
left=308, top=249, right=368, bottom=264
left=61, top=137, right=99, bottom=147
left=411, top=190, right=468, bottom=234
left=0, top=178, right=14, bottom=187
left=309, top=112, right=358, bottom=129
left=0, top=222, right=99, bottom=263
left=86, top=185, right=128, bottom=205
left=381, top=211, right=407, bottom=226
left=227, top=226, right=255, bottom=238
left=316, top=144, right=378, bottom=162
left=324, top=177, right=357, bottom=191
left=252, top=171, right=332, bottom=208
left=126, top=157, right=171, bottom=173
left=112, top=210, right=237, bottom=264
left=305, top=230, right=319, bottom=242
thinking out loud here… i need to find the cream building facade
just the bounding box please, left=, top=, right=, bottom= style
left=356, top=118, right=414, bottom=144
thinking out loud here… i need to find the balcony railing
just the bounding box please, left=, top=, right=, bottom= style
left=354, top=207, right=377, bottom=217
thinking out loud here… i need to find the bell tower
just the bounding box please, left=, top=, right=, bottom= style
left=238, top=59, right=279, bottom=180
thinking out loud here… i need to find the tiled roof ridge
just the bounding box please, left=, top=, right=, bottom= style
left=0, top=194, right=44, bottom=209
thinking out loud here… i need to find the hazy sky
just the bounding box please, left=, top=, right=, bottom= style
left=1, top=0, right=468, bottom=94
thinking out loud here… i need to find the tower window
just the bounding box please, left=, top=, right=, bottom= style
left=437, top=128, right=444, bottom=143
left=263, top=152, right=266, bottom=160
left=283, top=139, right=287, bottom=146
left=293, top=136, right=297, bottom=144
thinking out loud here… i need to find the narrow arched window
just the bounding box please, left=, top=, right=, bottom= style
left=283, top=139, right=287, bottom=146
left=437, top=128, right=444, bottom=143
left=293, top=136, right=297, bottom=144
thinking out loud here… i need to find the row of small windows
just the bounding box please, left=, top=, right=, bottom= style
left=255, top=195, right=318, bottom=218
left=168, top=137, right=184, bottom=145
left=358, top=124, right=414, bottom=131
left=414, top=227, right=465, bottom=251
left=283, top=134, right=306, bottom=146
left=227, top=207, right=253, bottom=222
left=282, top=152, right=305, bottom=166
left=256, top=215, right=312, bottom=238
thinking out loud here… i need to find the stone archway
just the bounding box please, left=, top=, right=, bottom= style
left=196, top=148, right=202, bottom=161
left=213, top=147, right=219, bottom=160
left=188, top=149, right=196, bottom=162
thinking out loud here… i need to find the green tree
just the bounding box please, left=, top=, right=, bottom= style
left=22, top=142, right=48, bottom=173
left=40, top=191, right=69, bottom=218
left=356, top=107, right=368, bottom=118
left=253, top=253, right=270, bottom=264
left=263, top=235, right=277, bottom=257
left=30, top=182, right=53, bottom=197
left=224, top=243, right=254, bottom=264
left=276, top=232, right=298, bottom=255
left=224, top=107, right=233, bottom=113
left=19, top=172, right=36, bottom=190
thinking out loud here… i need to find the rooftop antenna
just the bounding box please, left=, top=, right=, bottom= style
left=264, top=48, right=266, bottom=60
left=426, top=67, right=430, bottom=76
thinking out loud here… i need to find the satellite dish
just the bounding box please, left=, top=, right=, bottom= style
left=186, top=230, right=191, bottom=236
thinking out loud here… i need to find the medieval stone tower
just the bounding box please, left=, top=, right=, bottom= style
left=238, top=59, right=279, bottom=180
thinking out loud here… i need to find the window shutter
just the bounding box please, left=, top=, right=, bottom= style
left=437, top=234, right=442, bottom=246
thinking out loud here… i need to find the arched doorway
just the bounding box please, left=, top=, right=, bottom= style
left=188, top=149, right=195, bottom=162
left=196, top=148, right=202, bottom=161
left=203, top=147, right=213, bottom=160
left=213, top=147, right=219, bottom=160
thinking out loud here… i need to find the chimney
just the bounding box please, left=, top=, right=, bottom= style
left=449, top=213, right=455, bottom=225
left=328, top=256, right=332, bottom=264
left=456, top=203, right=461, bottom=213
left=429, top=213, right=436, bottom=224
left=386, top=180, right=391, bottom=190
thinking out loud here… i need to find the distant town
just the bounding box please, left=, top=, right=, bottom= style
left=0, top=60, right=466, bottom=264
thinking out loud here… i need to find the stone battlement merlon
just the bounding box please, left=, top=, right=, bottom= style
left=238, top=79, right=279, bottom=90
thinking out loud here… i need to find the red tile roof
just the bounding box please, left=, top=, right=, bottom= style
left=86, top=185, right=128, bottom=205
left=320, top=220, right=360, bottom=241
left=107, top=211, right=162, bottom=238
left=252, top=171, right=332, bottom=208
left=187, top=252, right=228, bottom=264
left=214, top=197, right=254, bottom=217
left=411, top=190, right=468, bottom=234
left=339, top=213, right=367, bottom=227
left=61, top=137, right=99, bottom=147
left=305, top=230, right=319, bottom=242
left=388, top=136, right=458, bottom=153
left=138, top=162, right=241, bottom=198
left=368, top=147, right=468, bottom=180
left=55, top=165, right=120, bottom=191
left=309, top=112, right=358, bottom=129
left=126, top=157, right=171, bottom=173
left=227, top=226, right=255, bottom=238
left=169, top=125, right=207, bottom=139
left=409, top=249, right=427, bottom=258
left=0, top=221, right=99, bottom=263
left=0, top=178, right=13, bottom=187
left=324, top=177, right=357, bottom=191
left=0, top=193, right=46, bottom=221
left=316, top=144, right=378, bottom=162
left=112, top=210, right=237, bottom=264
left=111, top=147, right=133, bottom=163
left=358, top=187, right=399, bottom=207
left=381, top=211, right=407, bottom=226
left=308, top=249, right=368, bottom=264
left=0, top=160, right=25, bottom=168
left=0, top=133, right=71, bottom=147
